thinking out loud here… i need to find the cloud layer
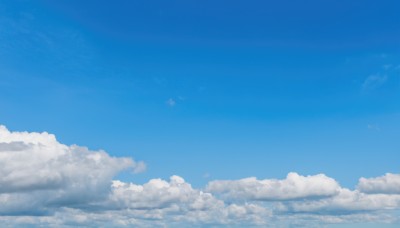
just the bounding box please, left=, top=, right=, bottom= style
left=0, top=125, right=399, bottom=227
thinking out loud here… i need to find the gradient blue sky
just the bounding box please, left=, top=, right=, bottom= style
left=1, top=0, right=399, bottom=191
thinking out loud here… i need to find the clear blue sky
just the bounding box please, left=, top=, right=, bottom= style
left=1, top=0, right=399, bottom=190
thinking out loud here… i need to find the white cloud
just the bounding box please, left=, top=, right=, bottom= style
left=383, top=64, right=392, bottom=70
left=108, top=175, right=215, bottom=210
left=166, top=98, right=176, bottom=107
left=132, top=161, right=146, bottom=174
left=362, top=74, right=388, bottom=90
left=104, top=176, right=271, bottom=225
left=280, top=188, right=400, bottom=214
left=0, top=125, right=143, bottom=214
left=358, top=173, right=400, bottom=194
left=367, top=124, right=380, bottom=131
left=1, top=124, right=400, bottom=227
left=206, top=172, right=340, bottom=201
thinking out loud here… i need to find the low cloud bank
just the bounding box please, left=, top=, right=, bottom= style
left=0, top=125, right=399, bottom=227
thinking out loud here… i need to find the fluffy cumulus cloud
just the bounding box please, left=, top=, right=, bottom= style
left=0, top=125, right=141, bottom=215
left=206, top=172, right=340, bottom=201
left=357, top=173, right=400, bottom=194
left=105, top=176, right=271, bottom=226
left=1, top=125, right=400, bottom=227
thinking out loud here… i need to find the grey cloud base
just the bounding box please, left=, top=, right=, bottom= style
left=0, top=125, right=399, bottom=227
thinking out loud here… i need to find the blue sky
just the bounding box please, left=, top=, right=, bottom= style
left=0, top=0, right=400, bottom=226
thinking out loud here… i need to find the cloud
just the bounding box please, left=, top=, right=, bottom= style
left=383, top=64, right=392, bottom=70
left=206, top=172, right=340, bottom=201
left=166, top=98, right=176, bottom=107
left=0, top=125, right=143, bottom=215
left=367, top=124, right=380, bottom=131
left=357, top=173, right=400, bottom=194
left=362, top=74, right=388, bottom=90
left=1, top=124, right=400, bottom=227
left=280, top=188, right=400, bottom=214
left=132, top=161, right=146, bottom=174
left=104, top=176, right=271, bottom=225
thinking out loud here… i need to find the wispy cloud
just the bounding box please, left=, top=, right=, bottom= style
left=166, top=98, right=176, bottom=107
left=362, top=74, right=388, bottom=91
left=153, top=77, right=167, bottom=86
left=367, top=124, right=381, bottom=131
left=383, top=64, right=392, bottom=70
left=1, top=125, right=400, bottom=227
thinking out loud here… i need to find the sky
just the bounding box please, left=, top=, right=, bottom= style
left=0, top=0, right=400, bottom=227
